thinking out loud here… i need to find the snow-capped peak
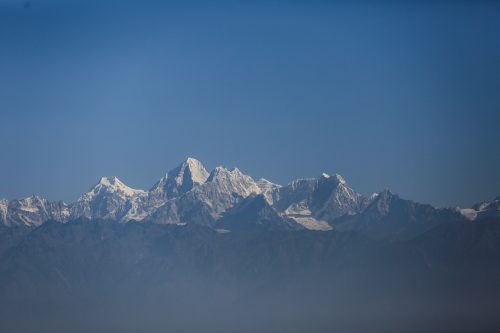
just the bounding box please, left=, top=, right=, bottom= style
left=321, top=172, right=331, bottom=179
left=178, top=157, right=209, bottom=185
left=207, top=165, right=229, bottom=180
left=89, top=177, right=146, bottom=198
left=332, top=173, right=347, bottom=185
left=98, top=176, right=118, bottom=186
left=207, top=166, right=247, bottom=183
left=149, top=157, right=209, bottom=200
left=371, top=188, right=394, bottom=215
left=256, top=178, right=281, bottom=191
left=70, top=177, right=147, bottom=222
left=256, top=178, right=281, bottom=205
left=206, top=166, right=261, bottom=197
left=0, top=195, right=69, bottom=227
left=20, top=195, right=46, bottom=205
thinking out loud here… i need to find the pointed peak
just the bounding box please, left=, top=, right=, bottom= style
left=185, top=156, right=202, bottom=165
left=21, top=195, right=45, bottom=204
left=256, top=178, right=281, bottom=192
left=181, top=157, right=204, bottom=170
left=150, top=158, right=209, bottom=197
left=332, top=173, right=346, bottom=185
left=98, top=176, right=121, bottom=186
left=213, top=165, right=226, bottom=171
left=374, top=188, right=395, bottom=201
left=208, top=166, right=229, bottom=181
left=207, top=165, right=258, bottom=188
left=208, top=166, right=249, bottom=179
left=90, top=176, right=145, bottom=197
left=177, top=156, right=203, bottom=166
left=381, top=187, right=393, bottom=195
left=170, top=157, right=209, bottom=185
left=363, top=188, right=395, bottom=216
left=256, top=178, right=279, bottom=186
left=319, top=172, right=347, bottom=185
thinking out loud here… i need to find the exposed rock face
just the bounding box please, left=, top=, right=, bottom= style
left=149, top=166, right=263, bottom=226
left=330, top=189, right=467, bottom=240
left=216, top=194, right=300, bottom=232
left=0, top=196, right=69, bottom=227
left=0, top=157, right=494, bottom=239
left=149, top=157, right=209, bottom=204
left=69, top=177, right=147, bottom=222
left=269, top=173, right=364, bottom=231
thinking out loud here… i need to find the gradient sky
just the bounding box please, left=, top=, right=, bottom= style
left=0, top=0, right=499, bottom=207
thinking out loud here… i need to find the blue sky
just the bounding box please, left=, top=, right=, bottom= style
left=0, top=0, right=499, bottom=207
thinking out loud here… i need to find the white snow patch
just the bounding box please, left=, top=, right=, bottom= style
left=284, top=202, right=312, bottom=216
left=20, top=206, right=39, bottom=213
left=460, top=208, right=477, bottom=221
left=290, top=216, right=332, bottom=231
left=89, top=177, right=147, bottom=198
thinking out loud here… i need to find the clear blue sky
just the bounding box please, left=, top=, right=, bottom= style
left=0, top=0, right=499, bottom=207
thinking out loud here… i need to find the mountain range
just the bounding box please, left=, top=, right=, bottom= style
left=1, top=157, right=496, bottom=239
left=1, top=158, right=499, bottom=333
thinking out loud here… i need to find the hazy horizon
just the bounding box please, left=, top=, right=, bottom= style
left=1, top=0, right=499, bottom=207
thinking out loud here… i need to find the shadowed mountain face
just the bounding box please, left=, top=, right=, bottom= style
left=0, top=158, right=499, bottom=332
left=0, top=218, right=500, bottom=333
left=216, top=194, right=300, bottom=232
left=2, top=157, right=489, bottom=240
left=331, top=189, right=467, bottom=240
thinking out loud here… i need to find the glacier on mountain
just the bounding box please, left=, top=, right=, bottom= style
left=0, top=157, right=493, bottom=235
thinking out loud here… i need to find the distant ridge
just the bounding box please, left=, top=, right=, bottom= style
left=0, top=157, right=497, bottom=239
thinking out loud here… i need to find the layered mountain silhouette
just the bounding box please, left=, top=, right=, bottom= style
left=1, top=157, right=492, bottom=239
left=0, top=158, right=499, bottom=333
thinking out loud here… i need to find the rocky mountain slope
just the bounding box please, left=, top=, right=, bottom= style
left=0, top=158, right=499, bottom=332
left=0, top=157, right=496, bottom=240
